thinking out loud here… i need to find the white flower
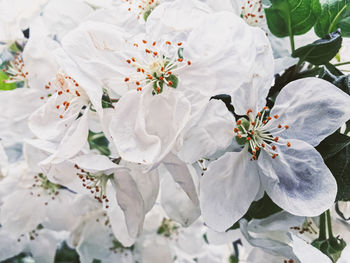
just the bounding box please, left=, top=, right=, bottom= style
left=200, top=77, right=350, bottom=232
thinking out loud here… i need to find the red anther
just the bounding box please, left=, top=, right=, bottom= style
left=142, top=40, right=147, bottom=44
left=236, top=120, right=242, bottom=125
left=153, top=51, right=158, bottom=56
left=252, top=150, right=256, bottom=155
left=262, top=143, right=265, bottom=148
left=259, top=15, right=264, bottom=18
left=133, top=43, right=138, bottom=47
left=284, top=125, right=289, bottom=129
left=247, top=109, right=253, bottom=114
left=264, top=106, right=269, bottom=110
left=166, top=41, right=171, bottom=45
left=131, top=57, right=136, bottom=62
left=66, top=89, right=70, bottom=92
left=257, top=112, right=261, bottom=116
left=263, top=120, right=267, bottom=124
left=74, top=164, right=79, bottom=169
left=252, top=155, right=257, bottom=160
left=289, top=260, right=294, bottom=263
left=247, top=137, right=251, bottom=141
left=255, top=146, right=260, bottom=151
left=161, top=67, right=164, bottom=72
left=167, top=71, right=172, bottom=75
left=124, top=77, right=130, bottom=82
left=242, top=6, right=245, bottom=9
left=178, top=58, right=183, bottom=62
left=45, top=85, right=50, bottom=89
left=278, top=124, right=282, bottom=128
left=168, top=81, right=173, bottom=86
left=75, top=91, right=81, bottom=96
left=287, top=142, right=291, bottom=147
left=136, top=81, right=140, bottom=85
left=40, top=97, right=44, bottom=100
left=272, top=145, right=276, bottom=150
left=177, top=42, right=182, bottom=46
left=126, top=59, right=131, bottom=64
left=141, top=69, right=145, bottom=73
left=145, top=49, right=151, bottom=53
left=250, top=131, right=255, bottom=135
left=274, top=137, right=279, bottom=142
left=156, top=87, right=160, bottom=93
left=272, top=154, right=278, bottom=159
left=251, top=14, right=256, bottom=17
left=137, top=87, right=142, bottom=91
left=187, top=61, right=191, bottom=66
left=273, top=115, right=279, bottom=119
left=234, top=128, right=239, bottom=133
left=128, top=7, right=131, bottom=11
left=75, top=83, right=79, bottom=87
left=237, top=134, right=242, bottom=138
left=152, top=41, right=156, bottom=46
left=147, top=75, right=153, bottom=80
left=59, top=115, right=63, bottom=119
left=159, top=76, right=164, bottom=81
left=137, top=68, right=141, bottom=72
left=267, top=116, right=272, bottom=121
left=251, top=121, right=256, bottom=125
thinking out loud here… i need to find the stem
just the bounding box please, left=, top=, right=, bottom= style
left=319, top=212, right=327, bottom=240
left=326, top=210, right=334, bottom=239
left=333, top=61, right=350, bottom=67
left=289, top=33, right=295, bottom=53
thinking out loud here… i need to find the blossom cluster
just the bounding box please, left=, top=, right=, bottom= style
left=1, top=0, right=350, bottom=262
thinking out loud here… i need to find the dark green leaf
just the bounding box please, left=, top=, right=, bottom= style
left=88, top=130, right=111, bottom=156
left=314, top=0, right=350, bottom=38
left=101, top=92, right=117, bottom=109
left=265, top=0, right=321, bottom=38
left=319, top=66, right=350, bottom=94
left=54, top=242, right=80, bottom=263
left=316, top=132, right=350, bottom=160
left=292, top=30, right=342, bottom=65
left=324, top=143, right=350, bottom=201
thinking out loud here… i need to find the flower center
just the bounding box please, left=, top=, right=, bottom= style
left=43, top=72, right=89, bottom=119
left=234, top=107, right=291, bottom=161
left=2, top=52, right=28, bottom=86
left=124, top=40, right=191, bottom=94
left=75, top=164, right=113, bottom=209
left=30, top=173, right=61, bottom=206
left=157, top=218, right=179, bottom=238
left=126, top=0, right=161, bottom=21
left=241, top=0, right=265, bottom=26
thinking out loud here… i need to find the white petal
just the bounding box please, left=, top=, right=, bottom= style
left=291, top=234, right=331, bottom=263
left=270, top=78, right=350, bottom=147
left=110, top=89, right=191, bottom=165
left=159, top=164, right=200, bottom=226
left=113, top=169, right=145, bottom=238
left=259, top=139, right=337, bottom=217
left=178, top=99, right=235, bottom=163
left=163, top=153, right=199, bottom=206
left=182, top=11, right=274, bottom=115
left=200, top=150, right=260, bottom=232
left=240, top=219, right=296, bottom=260
left=338, top=245, right=350, bottom=263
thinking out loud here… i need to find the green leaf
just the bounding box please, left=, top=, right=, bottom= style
left=324, top=143, right=350, bottom=201
left=319, top=66, right=350, bottom=94
left=143, top=9, right=152, bottom=21
left=314, top=0, right=350, bottom=38
left=292, top=30, right=342, bottom=65
left=265, top=0, right=322, bottom=37
left=88, top=130, right=111, bottom=156
left=312, top=237, right=346, bottom=262
left=0, top=71, right=16, bottom=90
left=316, top=131, right=350, bottom=160
left=101, top=92, right=117, bottom=109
